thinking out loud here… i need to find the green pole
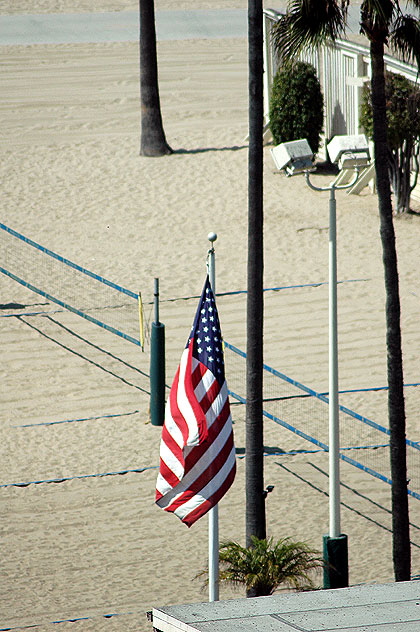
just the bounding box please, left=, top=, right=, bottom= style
left=150, top=278, right=165, bottom=426
left=323, top=533, right=348, bottom=589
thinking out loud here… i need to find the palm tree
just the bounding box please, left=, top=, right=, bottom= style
left=246, top=0, right=266, bottom=573
left=217, top=536, right=323, bottom=596
left=139, top=0, right=172, bottom=156
left=272, top=0, right=420, bottom=582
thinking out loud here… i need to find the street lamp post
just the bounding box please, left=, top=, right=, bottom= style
left=271, top=134, right=371, bottom=589
left=305, top=169, right=359, bottom=590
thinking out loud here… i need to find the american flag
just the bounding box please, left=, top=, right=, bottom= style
left=155, top=276, right=236, bottom=527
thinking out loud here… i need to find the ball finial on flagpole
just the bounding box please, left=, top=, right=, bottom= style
left=207, top=232, right=217, bottom=290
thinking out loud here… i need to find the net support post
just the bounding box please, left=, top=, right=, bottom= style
left=150, top=278, right=166, bottom=426
left=323, top=533, right=349, bottom=589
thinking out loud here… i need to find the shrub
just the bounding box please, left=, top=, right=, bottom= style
left=269, top=61, right=324, bottom=154
left=196, top=536, right=323, bottom=597
left=360, top=72, right=420, bottom=213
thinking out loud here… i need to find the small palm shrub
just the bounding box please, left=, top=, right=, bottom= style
left=269, top=61, right=324, bottom=154
left=197, top=536, right=323, bottom=597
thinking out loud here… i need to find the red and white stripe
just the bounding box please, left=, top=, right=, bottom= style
left=156, top=341, right=236, bottom=527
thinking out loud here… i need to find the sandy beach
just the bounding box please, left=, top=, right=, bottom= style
left=1, top=3, right=420, bottom=631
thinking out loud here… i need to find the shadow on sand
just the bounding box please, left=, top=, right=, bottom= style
left=173, top=144, right=248, bottom=155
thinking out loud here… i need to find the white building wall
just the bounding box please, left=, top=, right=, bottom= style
left=264, top=9, right=419, bottom=156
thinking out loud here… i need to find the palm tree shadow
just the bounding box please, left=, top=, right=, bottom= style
left=174, top=145, right=248, bottom=155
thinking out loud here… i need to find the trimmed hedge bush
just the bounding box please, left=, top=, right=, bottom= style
left=269, top=61, right=324, bottom=154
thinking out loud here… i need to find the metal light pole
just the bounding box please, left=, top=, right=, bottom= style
left=273, top=135, right=369, bottom=587
left=305, top=169, right=359, bottom=589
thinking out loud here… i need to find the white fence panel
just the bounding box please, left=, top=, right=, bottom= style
left=264, top=9, right=419, bottom=155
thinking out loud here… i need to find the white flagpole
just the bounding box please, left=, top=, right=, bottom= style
left=207, top=231, right=219, bottom=602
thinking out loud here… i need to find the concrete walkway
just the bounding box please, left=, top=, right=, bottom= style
left=0, top=7, right=364, bottom=45
left=0, top=9, right=248, bottom=45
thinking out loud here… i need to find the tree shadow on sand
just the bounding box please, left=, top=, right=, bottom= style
left=173, top=145, right=248, bottom=155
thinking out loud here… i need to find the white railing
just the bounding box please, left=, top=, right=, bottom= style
left=264, top=9, right=420, bottom=149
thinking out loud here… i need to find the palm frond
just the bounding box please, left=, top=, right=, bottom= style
left=272, top=0, right=348, bottom=60
left=391, top=14, right=420, bottom=67
left=360, top=0, right=395, bottom=24
left=360, top=0, right=396, bottom=40
left=216, top=536, right=323, bottom=596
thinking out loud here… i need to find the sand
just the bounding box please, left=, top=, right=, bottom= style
left=1, top=3, right=420, bottom=632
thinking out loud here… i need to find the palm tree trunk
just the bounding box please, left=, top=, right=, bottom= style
left=139, top=0, right=172, bottom=156
left=370, top=39, right=411, bottom=582
left=246, top=0, right=266, bottom=587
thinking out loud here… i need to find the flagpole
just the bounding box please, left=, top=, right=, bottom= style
left=207, top=231, right=219, bottom=602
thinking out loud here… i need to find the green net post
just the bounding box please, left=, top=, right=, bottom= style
left=150, top=321, right=165, bottom=426
left=323, top=534, right=349, bottom=589
left=150, top=278, right=165, bottom=426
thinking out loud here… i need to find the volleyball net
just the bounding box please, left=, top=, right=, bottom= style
left=0, top=222, right=143, bottom=347
left=2, top=221, right=419, bottom=501
left=224, top=341, right=420, bottom=502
